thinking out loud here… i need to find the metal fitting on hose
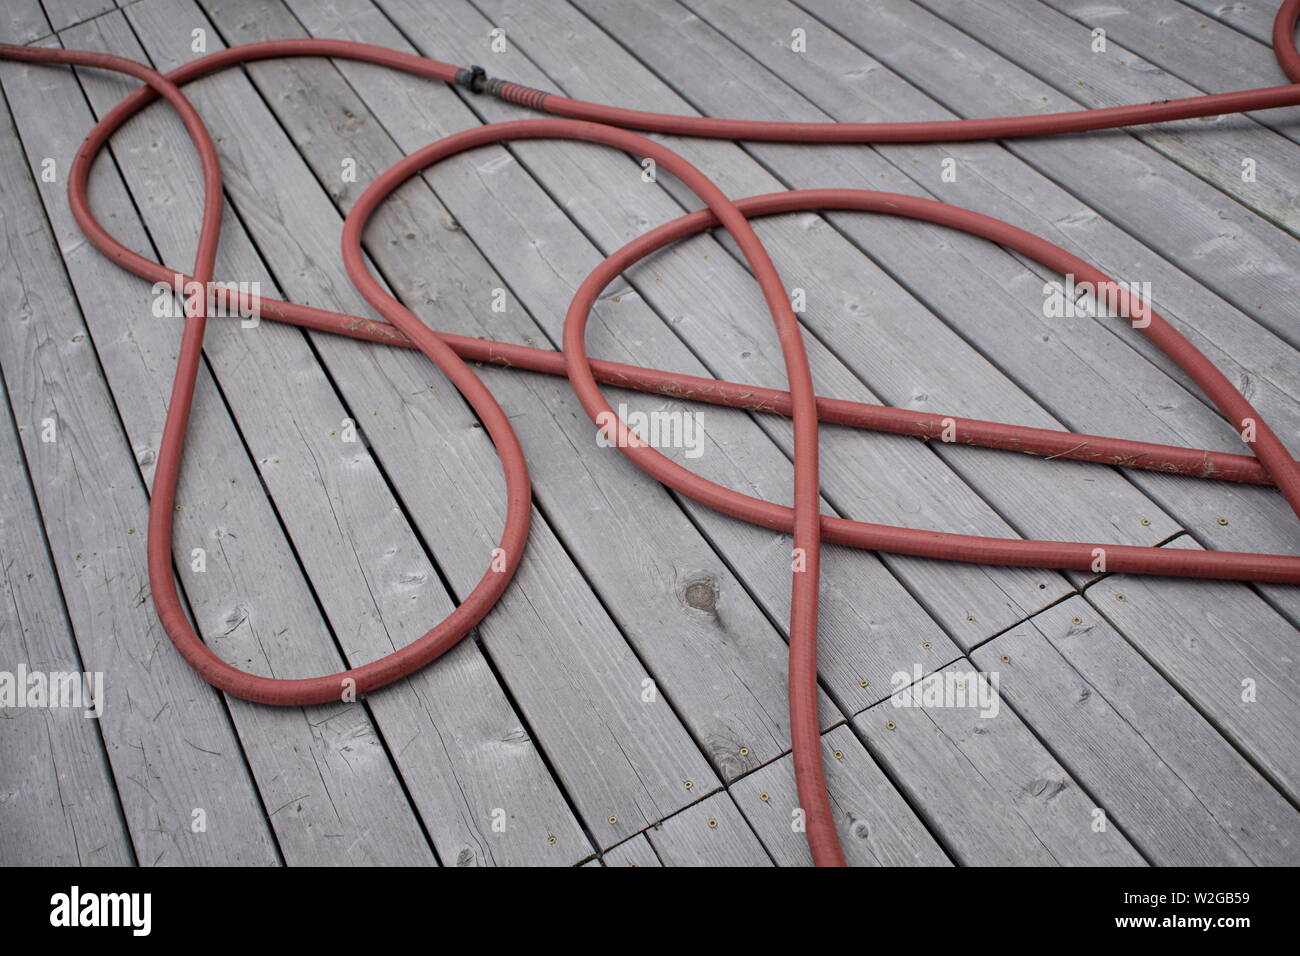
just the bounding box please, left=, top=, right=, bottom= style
left=454, top=63, right=488, bottom=92
left=454, top=64, right=550, bottom=110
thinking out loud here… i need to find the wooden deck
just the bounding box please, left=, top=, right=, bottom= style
left=0, top=0, right=1296, bottom=867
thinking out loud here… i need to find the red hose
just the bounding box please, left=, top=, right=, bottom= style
left=2, top=0, right=1297, bottom=867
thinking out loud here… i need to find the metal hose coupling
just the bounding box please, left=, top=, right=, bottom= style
left=454, top=64, right=551, bottom=110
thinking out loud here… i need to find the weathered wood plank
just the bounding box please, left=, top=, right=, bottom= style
left=128, top=0, right=719, bottom=846
left=1180, top=0, right=1279, bottom=43
left=0, top=58, right=279, bottom=866
left=1083, top=536, right=1300, bottom=801
left=39, top=0, right=112, bottom=33
left=730, top=724, right=951, bottom=865
left=853, top=662, right=1146, bottom=864
left=601, top=834, right=662, bottom=867
left=1, top=1, right=49, bottom=43
left=644, top=790, right=773, bottom=865
left=75, top=0, right=591, bottom=868
left=680, top=0, right=1300, bottom=624
left=974, top=596, right=1298, bottom=865
left=0, top=395, right=133, bottom=866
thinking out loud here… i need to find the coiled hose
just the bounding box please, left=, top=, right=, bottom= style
left=3, top=0, right=1299, bottom=867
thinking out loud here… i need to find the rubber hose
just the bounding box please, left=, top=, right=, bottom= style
left=1, top=0, right=1297, bottom=867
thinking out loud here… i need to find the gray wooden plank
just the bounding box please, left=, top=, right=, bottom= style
left=893, top=0, right=1300, bottom=345
left=40, top=0, right=114, bottom=32
left=0, top=60, right=278, bottom=866
left=372, top=0, right=1092, bottom=658
left=1, top=0, right=49, bottom=43
left=1083, top=536, right=1300, bottom=801
left=1180, top=0, right=1280, bottom=43
left=0, top=392, right=133, bottom=866
left=72, top=2, right=591, bottom=869
left=1038, top=0, right=1300, bottom=146
left=11, top=25, right=439, bottom=867
left=129, top=0, right=718, bottom=846
left=644, top=790, right=773, bottom=865
left=681, top=0, right=1300, bottom=624
left=730, top=724, right=951, bottom=865
left=601, top=833, right=662, bottom=867
left=853, top=661, right=1146, bottom=864
left=974, top=596, right=1299, bottom=865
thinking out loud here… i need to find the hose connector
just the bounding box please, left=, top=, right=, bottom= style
left=454, top=64, right=488, bottom=93
left=454, top=65, right=551, bottom=110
